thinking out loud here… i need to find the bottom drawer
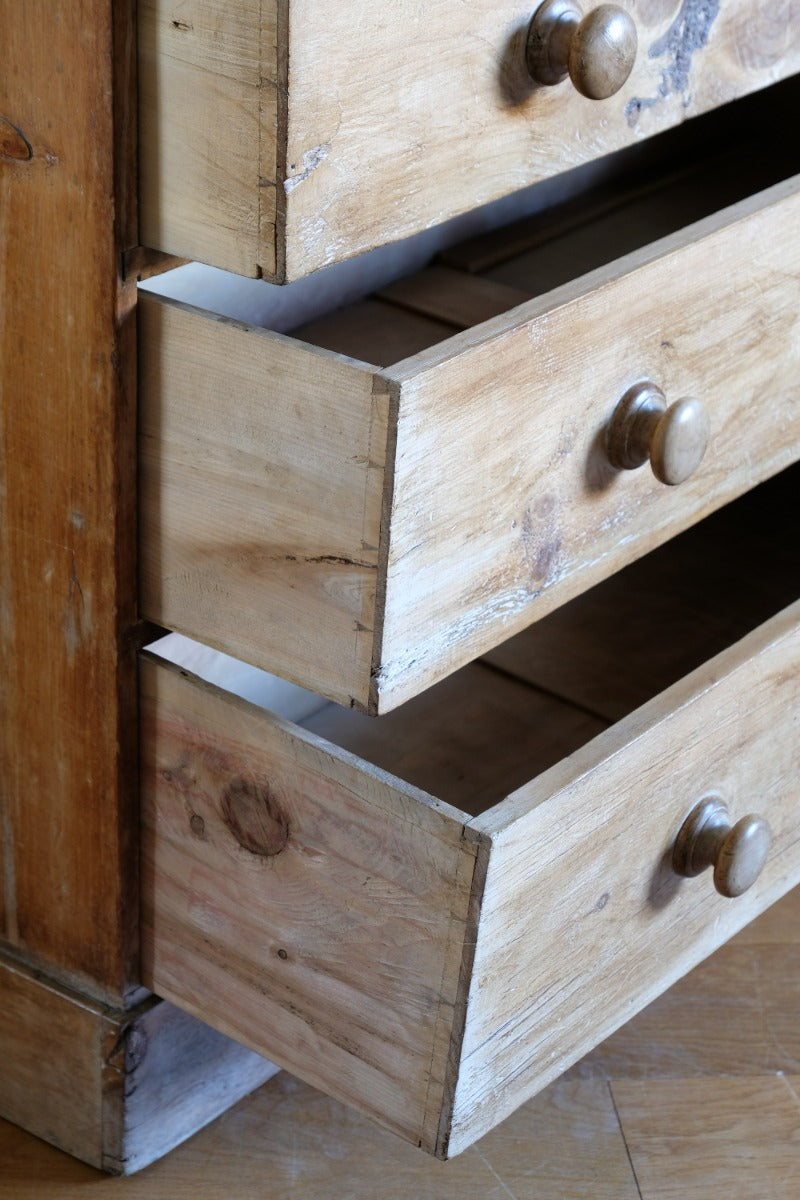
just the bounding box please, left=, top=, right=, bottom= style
left=141, top=466, right=800, bottom=1159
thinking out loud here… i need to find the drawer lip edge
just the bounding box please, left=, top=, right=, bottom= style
left=386, top=172, right=800, bottom=385
left=471, top=596, right=800, bottom=839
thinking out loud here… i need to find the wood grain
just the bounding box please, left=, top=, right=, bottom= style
left=0, top=1074, right=640, bottom=1196
left=138, top=0, right=800, bottom=279
left=448, top=601, right=800, bottom=1154
left=303, top=660, right=606, bottom=814
left=0, top=0, right=138, bottom=999
left=483, top=464, right=800, bottom=720
left=141, top=171, right=800, bottom=713
left=138, top=0, right=280, bottom=278
left=138, top=293, right=388, bottom=710
left=612, top=1076, right=800, bottom=1199
left=140, top=654, right=481, bottom=1155
left=4, top=889, right=799, bottom=1186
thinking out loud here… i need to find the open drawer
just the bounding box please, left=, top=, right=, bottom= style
left=138, top=0, right=800, bottom=280
left=139, top=82, right=800, bottom=713
left=141, top=465, right=800, bottom=1159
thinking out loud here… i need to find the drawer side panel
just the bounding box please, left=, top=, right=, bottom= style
left=138, top=0, right=279, bottom=278
left=377, top=177, right=800, bottom=709
left=140, top=656, right=478, bottom=1152
left=138, top=293, right=387, bottom=710
left=448, top=602, right=800, bottom=1154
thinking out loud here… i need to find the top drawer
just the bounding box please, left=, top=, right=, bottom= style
left=138, top=0, right=800, bottom=281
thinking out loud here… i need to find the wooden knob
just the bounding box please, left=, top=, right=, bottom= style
left=526, top=0, right=637, bottom=99
left=672, top=797, right=771, bottom=899
left=605, top=381, right=710, bottom=486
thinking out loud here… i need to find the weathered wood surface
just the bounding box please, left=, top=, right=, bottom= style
left=138, top=0, right=280, bottom=278
left=141, top=158, right=800, bottom=711
left=449, top=601, right=800, bottom=1154
left=304, top=660, right=605, bottom=815
left=484, top=465, right=800, bottom=719
left=140, top=654, right=480, bottom=1155
left=139, top=0, right=800, bottom=279
left=0, top=952, right=278, bottom=1174
left=141, top=588, right=800, bottom=1158
left=377, top=174, right=800, bottom=709
left=138, top=293, right=388, bottom=710
left=0, top=0, right=138, bottom=999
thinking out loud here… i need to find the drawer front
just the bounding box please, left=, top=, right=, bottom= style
left=141, top=592, right=800, bottom=1158
left=138, top=0, right=800, bottom=280
left=140, top=174, right=800, bottom=712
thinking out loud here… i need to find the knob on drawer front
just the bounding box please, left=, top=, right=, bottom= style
left=526, top=0, right=637, bottom=99
left=606, top=381, right=711, bottom=485
left=672, top=797, right=772, bottom=898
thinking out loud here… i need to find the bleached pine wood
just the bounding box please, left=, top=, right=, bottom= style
left=141, top=587, right=800, bottom=1157
left=141, top=174, right=800, bottom=712
left=138, top=0, right=279, bottom=278
left=483, top=464, right=800, bottom=719
left=139, top=654, right=481, bottom=1155
left=138, top=293, right=388, bottom=710
left=446, top=600, right=800, bottom=1155
left=138, top=0, right=800, bottom=279
left=376, top=174, right=800, bottom=709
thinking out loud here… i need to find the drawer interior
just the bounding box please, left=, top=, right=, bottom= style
left=152, top=461, right=800, bottom=818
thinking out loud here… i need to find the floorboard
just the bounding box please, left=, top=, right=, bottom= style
left=2, top=886, right=798, bottom=1197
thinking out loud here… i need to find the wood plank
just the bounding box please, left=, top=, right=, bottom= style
left=290, top=297, right=455, bottom=367
left=611, top=1076, right=800, bottom=1200
left=577, top=941, right=800, bottom=1081
left=0, top=953, right=278, bottom=1174
left=0, top=1073, right=639, bottom=1196
left=137, top=3, right=800, bottom=279
left=374, top=175, right=800, bottom=710
left=377, top=267, right=531, bottom=330
left=140, top=654, right=480, bottom=1155
left=446, top=601, right=800, bottom=1155
left=138, top=293, right=387, bottom=710
left=573, top=886, right=800, bottom=1080
left=0, top=0, right=138, bottom=999
left=138, top=0, right=279, bottom=278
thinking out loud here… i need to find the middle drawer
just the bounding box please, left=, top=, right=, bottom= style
left=139, top=96, right=800, bottom=713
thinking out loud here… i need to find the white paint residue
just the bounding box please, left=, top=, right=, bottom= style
left=283, top=144, right=331, bottom=195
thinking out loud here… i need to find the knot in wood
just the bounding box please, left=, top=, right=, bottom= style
left=221, top=778, right=289, bottom=857
left=0, top=116, right=33, bottom=162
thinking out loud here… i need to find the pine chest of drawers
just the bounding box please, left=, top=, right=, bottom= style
left=137, top=13, right=800, bottom=1164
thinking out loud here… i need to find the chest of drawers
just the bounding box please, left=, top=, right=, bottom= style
left=1, top=0, right=798, bottom=1174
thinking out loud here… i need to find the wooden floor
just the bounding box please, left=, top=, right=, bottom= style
left=2, top=885, right=798, bottom=1198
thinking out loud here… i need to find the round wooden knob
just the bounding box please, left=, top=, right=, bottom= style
left=526, top=0, right=637, bottom=99
left=672, top=797, right=772, bottom=899
left=605, top=381, right=710, bottom=486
